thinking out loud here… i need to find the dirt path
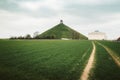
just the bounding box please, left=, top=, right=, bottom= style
left=80, top=42, right=96, bottom=80
left=97, top=42, right=120, bottom=67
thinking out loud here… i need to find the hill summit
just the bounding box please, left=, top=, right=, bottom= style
left=38, top=20, right=88, bottom=40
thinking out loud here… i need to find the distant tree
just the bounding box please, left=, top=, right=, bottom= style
left=33, top=31, right=39, bottom=39
left=34, top=35, right=40, bottom=39
left=72, top=32, right=80, bottom=39
left=46, top=36, right=50, bottom=39
left=10, top=36, right=17, bottom=39
left=25, top=34, right=31, bottom=39
left=41, top=34, right=56, bottom=39
left=50, top=34, right=56, bottom=39
left=18, top=36, right=24, bottom=39
left=51, top=35, right=55, bottom=39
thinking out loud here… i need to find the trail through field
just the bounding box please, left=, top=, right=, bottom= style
left=97, top=42, right=120, bottom=67
left=80, top=42, right=96, bottom=80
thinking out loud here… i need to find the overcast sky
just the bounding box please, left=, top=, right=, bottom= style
left=0, top=0, right=120, bottom=39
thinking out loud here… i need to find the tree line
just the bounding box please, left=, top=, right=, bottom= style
left=10, top=32, right=40, bottom=39
left=10, top=34, right=32, bottom=39
left=9, top=32, right=56, bottom=39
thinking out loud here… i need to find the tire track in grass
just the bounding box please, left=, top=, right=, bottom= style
left=69, top=47, right=91, bottom=72
left=97, top=42, right=120, bottom=67
left=80, top=42, right=96, bottom=80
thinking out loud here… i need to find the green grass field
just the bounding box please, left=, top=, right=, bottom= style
left=89, top=42, right=120, bottom=80
left=0, top=40, right=120, bottom=80
left=99, top=41, right=120, bottom=56
left=0, top=40, right=92, bottom=80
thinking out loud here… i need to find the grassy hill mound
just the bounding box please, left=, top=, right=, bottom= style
left=38, top=22, right=88, bottom=39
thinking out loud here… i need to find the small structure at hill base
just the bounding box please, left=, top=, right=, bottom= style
left=88, top=30, right=107, bottom=40
left=61, top=38, right=71, bottom=40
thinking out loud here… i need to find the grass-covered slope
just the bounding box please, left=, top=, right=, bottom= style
left=38, top=23, right=88, bottom=39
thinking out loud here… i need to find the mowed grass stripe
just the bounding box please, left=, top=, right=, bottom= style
left=69, top=45, right=93, bottom=80
left=89, top=42, right=120, bottom=80
left=98, top=41, right=120, bottom=56
left=0, top=40, right=92, bottom=80
left=97, top=42, right=120, bottom=67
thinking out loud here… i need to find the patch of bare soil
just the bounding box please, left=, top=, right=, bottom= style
left=80, top=42, right=96, bottom=80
